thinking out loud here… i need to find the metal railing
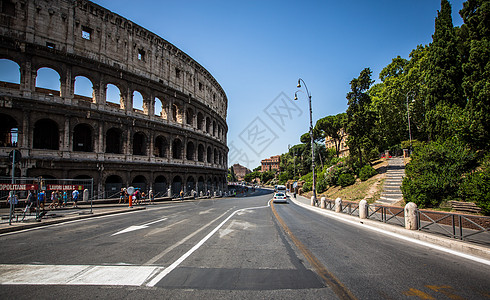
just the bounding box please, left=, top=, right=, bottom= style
left=314, top=198, right=490, bottom=246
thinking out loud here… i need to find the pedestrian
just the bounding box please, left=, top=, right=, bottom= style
left=49, top=191, right=58, bottom=209
left=72, top=189, right=79, bottom=208
left=148, top=189, right=154, bottom=204
left=119, top=188, right=124, bottom=204
left=38, top=190, right=45, bottom=209
left=141, top=191, right=146, bottom=203
left=7, top=193, right=18, bottom=206
left=179, top=189, right=184, bottom=200
left=27, top=191, right=36, bottom=207
left=62, top=191, right=68, bottom=207
left=123, top=188, right=128, bottom=204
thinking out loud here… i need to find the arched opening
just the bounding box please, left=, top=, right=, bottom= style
left=106, top=128, right=122, bottom=154
left=197, top=112, right=204, bottom=130
left=154, top=136, right=167, bottom=158
left=0, top=114, right=18, bottom=147
left=73, top=123, right=93, bottom=152
left=171, top=175, right=182, bottom=197
left=33, top=119, right=59, bottom=150
left=198, top=144, right=204, bottom=162
left=131, top=175, right=147, bottom=192
left=186, top=108, right=194, bottom=126
left=213, top=121, right=216, bottom=136
left=172, top=138, right=182, bottom=159
left=133, top=90, right=144, bottom=113
left=0, top=59, right=20, bottom=86
left=74, top=75, right=94, bottom=102
left=105, top=175, right=123, bottom=198
left=206, top=117, right=211, bottom=133
left=207, top=179, right=212, bottom=192
left=133, top=132, right=147, bottom=156
left=186, top=141, right=195, bottom=161
left=155, top=97, right=163, bottom=117
left=172, top=103, right=182, bottom=123
left=214, top=148, right=218, bottom=164
left=186, top=176, right=195, bottom=192
left=207, top=146, right=212, bottom=163
left=154, top=175, right=167, bottom=196
left=198, top=176, right=205, bottom=194
left=35, top=67, right=60, bottom=96
left=106, top=83, right=121, bottom=108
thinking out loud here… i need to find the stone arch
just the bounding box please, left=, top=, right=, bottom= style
left=186, top=176, right=195, bottom=192
left=131, top=175, right=147, bottom=191
left=206, top=117, right=211, bottom=133
left=0, top=58, right=21, bottom=85
left=154, top=175, right=167, bottom=195
left=74, top=75, right=94, bottom=102
left=186, top=141, right=195, bottom=161
left=73, top=123, right=93, bottom=152
left=154, top=135, right=167, bottom=158
left=186, top=107, right=194, bottom=126
left=133, top=90, right=144, bottom=113
left=154, top=97, right=163, bottom=117
left=105, top=83, right=122, bottom=108
left=0, top=113, right=19, bottom=147
left=172, top=138, right=182, bottom=159
left=171, top=175, right=182, bottom=196
left=214, top=147, right=218, bottom=164
left=197, top=143, right=205, bottom=162
left=198, top=176, right=205, bottom=194
left=105, top=127, right=122, bottom=154
left=213, top=120, right=216, bottom=136
left=197, top=112, right=204, bottom=131
left=105, top=174, right=123, bottom=198
left=35, top=67, right=61, bottom=96
left=133, top=131, right=147, bottom=156
left=33, top=119, right=59, bottom=150
left=207, top=146, right=212, bottom=163
left=172, top=102, right=183, bottom=123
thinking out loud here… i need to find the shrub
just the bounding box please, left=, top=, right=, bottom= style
left=302, top=181, right=312, bottom=192
left=338, top=173, right=355, bottom=187
left=459, top=167, right=490, bottom=216
left=359, top=165, right=377, bottom=181
left=401, top=139, right=477, bottom=208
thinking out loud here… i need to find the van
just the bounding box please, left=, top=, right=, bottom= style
left=276, top=185, right=286, bottom=192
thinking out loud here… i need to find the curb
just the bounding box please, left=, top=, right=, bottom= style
left=0, top=207, right=146, bottom=234
left=289, top=195, right=490, bottom=262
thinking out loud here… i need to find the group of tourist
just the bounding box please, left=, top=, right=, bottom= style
left=7, top=189, right=81, bottom=210
left=119, top=188, right=154, bottom=205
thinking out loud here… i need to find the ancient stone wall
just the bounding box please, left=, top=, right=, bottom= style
left=0, top=0, right=228, bottom=198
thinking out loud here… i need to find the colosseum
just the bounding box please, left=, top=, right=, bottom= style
left=0, top=0, right=229, bottom=198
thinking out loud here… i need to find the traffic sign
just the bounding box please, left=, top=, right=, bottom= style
left=127, top=186, right=135, bottom=195
left=9, top=150, right=21, bottom=163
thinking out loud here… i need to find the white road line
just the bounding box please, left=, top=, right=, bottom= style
left=291, top=198, right=490, bottom=267
left=145, top=204, right=269, bottom=286
left=142, top=217, right=169, bottom=226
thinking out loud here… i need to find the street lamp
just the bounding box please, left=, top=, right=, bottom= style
left=406, top=91, right=414, bottom=156
left=294, top=78, right=317, bottom=204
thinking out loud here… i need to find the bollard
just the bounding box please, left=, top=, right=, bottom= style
left=167, top=188, right=172, bottom=198
left=404, top=202, right=418, bottom=230
left=213, top=191, right=217, bottom=198
left=359, top=199, right=368, bottom=219
left=83, top=189, right=89, bottom=202
left=310, top=196, right=316, bottom=206
left=200, top=191, right=203, bottom=198
left=320, top=197, right=326, bottom=209
left=335, top=197, right=342, bottom=213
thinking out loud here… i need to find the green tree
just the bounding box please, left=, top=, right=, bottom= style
left=346, top=68, right=376, bottom=166
left=460, top=0, right=490, bottom=151
left=227, top=166, right=237, bottom=182
left=425, top=0, right=465, bottom=140
left=315, top=113, right=347, bottom=158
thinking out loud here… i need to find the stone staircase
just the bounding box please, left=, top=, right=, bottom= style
left=377, top=157, right=405, bottom=205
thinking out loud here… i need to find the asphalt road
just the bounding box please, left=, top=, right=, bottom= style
left=0, top=189, right=488, bottom=299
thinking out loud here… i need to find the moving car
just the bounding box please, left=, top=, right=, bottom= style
left=272, top=192, right=288, bottom=203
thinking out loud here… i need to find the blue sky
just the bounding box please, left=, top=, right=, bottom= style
left=2, top=0, right=466, bottom=169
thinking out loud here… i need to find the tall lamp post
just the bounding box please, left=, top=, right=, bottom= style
left=294, top=78, right=317, bottom=204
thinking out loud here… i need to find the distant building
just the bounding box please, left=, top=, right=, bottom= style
left=261, top=155, right=281, bottom=172
left=325, top=129, right=349, bottom=158
left=232, top=163, right=251, bottom=181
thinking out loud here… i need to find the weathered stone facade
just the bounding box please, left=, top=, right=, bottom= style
left=0, top=0, right=228, bottom=197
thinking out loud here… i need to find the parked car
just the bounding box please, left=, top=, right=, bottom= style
left=273, top=192, right=288, bottom=203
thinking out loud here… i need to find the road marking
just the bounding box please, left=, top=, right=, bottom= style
left=291, top=198, right=490, bottom=266
left=111, top=218, right=168, bottom=236
left=0, top=264, right=161, bottom=286
left=145, top=204, right=269, bottom=287
left=270, top=201, right=357, bottom=300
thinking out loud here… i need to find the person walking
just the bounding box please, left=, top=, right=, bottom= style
left=179, top=189, right=184, bottom=200
left=62, top=191, right=68, bottom=207
left=37, top=190, right=45, bottom=210
left=149, top=189, right=154, bottom=204
left=119, top=188, right=124, bottom=204
left=72, top=189, right=79, bottom=208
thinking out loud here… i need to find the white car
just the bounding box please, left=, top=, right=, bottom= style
left=273, top=192, right=288, bottom=203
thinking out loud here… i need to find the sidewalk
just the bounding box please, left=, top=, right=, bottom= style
left=0, top=202, right=146, bottom=234
left=287, top=193, right=490, bottom=262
